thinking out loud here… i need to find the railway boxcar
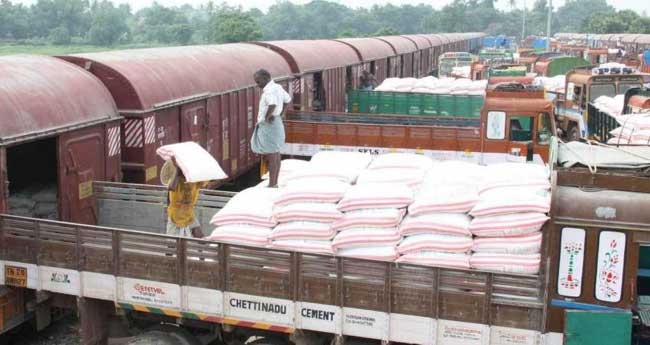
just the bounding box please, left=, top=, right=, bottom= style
left=374, top=36, right=418, bottom=78
left=251, top=40, right=360, bottom=113
left=334, top=37, right=396, bottom=86
left=401, top=34, right=433, bottom=77
left=61, top=44, right=293, bottom=184
left=0, top=55, right=121, bottom=226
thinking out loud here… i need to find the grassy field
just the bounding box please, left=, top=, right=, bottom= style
left=0, top=43, right=169, bottom=56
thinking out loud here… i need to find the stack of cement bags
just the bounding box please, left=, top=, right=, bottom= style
left=593, top=95, right=625, bottom=117
left=468, top=163, right=551, bottom=274
left=608, top=114, right=650, bottom=145
left=375, top=77, right=486, bottom=96
left=9, top=184, right=58, bottom=219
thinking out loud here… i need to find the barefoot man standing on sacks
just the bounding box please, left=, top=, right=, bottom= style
left=252, top=69, right=292, bottom=188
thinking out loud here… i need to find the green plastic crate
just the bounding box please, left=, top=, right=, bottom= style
left=394, top=93, right=409, bottom=114
left=367, top=91, right=381, bottom=113
left=408, top=93, right=424, bottom=115
left=438, top=94, right=455, bottom=116
left=379, top=92, right=396, bottom=114
left=469, top=95, right=484, bottom=117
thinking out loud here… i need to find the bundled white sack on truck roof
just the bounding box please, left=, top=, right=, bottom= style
left=397, top=233, right=473, bottom=255
left=399, top=213, right=472, bottom=237
left=396, top=251, right=471, bottom=270
left=210, top=187, right=278, bottom=227
left=472, top=232, right=542, bottom=255
left=470, top=253, right=541, bottom=274
left=156, top=141, right=227, bottom=183
left=337, top=183, right=413, bottom=212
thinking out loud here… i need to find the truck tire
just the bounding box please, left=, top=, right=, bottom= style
left=147, top=324, right=201, bottom=345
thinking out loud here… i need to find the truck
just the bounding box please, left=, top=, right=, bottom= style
left=437, top=52, right=474, bottom=78
left=287, top=84, right=555, bottom=164
left=587, top=87, right=650, bottom=142
left=553, top=67, right=646, bottom=141
left=533, top=56, right=590, bottom=77
left=2, top=141, right=650, bottom=345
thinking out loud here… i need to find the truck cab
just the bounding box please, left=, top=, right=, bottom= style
left=557, top=67, right=645, bottom=140
left=437, top=52, right=474, bottom=78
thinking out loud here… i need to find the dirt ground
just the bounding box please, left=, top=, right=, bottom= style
left=0, top=314, right=81, bottom=345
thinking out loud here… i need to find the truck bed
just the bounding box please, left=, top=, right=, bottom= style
left=0, top=182, right=546, bottom=342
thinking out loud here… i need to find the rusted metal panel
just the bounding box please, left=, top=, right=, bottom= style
left=180, top=100, right=208, bottom=147
left=0, top=55, right=119, bottom=145
left=251, top=40, right=360, bottom=74
left=374, top=36, right=418, bottom=55
left=0, top=148, right=5, bottom=214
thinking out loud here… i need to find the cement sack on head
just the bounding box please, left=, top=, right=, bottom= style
left=368, top=153, right=434, bottom=171
left=337, top=183, right=413, bottom=212
left=270, top=239, right=334, bottom=255
left=397, top=233, right=473, bottom=255
left=206, top=225, right=271, bottom=247
left=210, top=187, right=278, bottom=227
left=270, top=221, right=336, bottom=241
left=156, top=141, right=227, bottom=183
left=337, top=246, right=398, bottom=262
left=470, top=253, right=541, bottom=274
left=356, top=168, right=425, bottom=191
left=274, top=178, right=350, bottom=206
left=396, top=251, right=470, bottom=270
left=399, top=213, right=472, bottom=237
left=469, top=212, right=548, bottom=237
left=274, top=202, right=343, bottom=223
left=472, top=232, right=542, bottom=254
left=332, top=208, right=405, bottom=231
left=409, top=184, right=479, bottom=215
left=332, top=227, right=401, bottom=250
left=262, top=159, right=309, bottom=180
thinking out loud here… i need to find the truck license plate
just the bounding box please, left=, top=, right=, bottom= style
left=5, top=265, right=27, bottom=287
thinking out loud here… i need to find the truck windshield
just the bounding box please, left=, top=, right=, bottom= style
left=619, top=82, right=642, bottom=95
left=589, top=84, right=616, bottom=102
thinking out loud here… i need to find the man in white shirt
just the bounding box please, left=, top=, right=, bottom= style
left=251, top=69, right=292, bottom=187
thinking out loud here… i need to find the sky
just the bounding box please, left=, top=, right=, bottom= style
left=12, top=0, right=650, bottom=15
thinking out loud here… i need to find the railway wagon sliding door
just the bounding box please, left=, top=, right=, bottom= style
left=180, top=101, right=207, bottom=148
left=58, top=126, right=106, bottom=224
left=206, top=96, right=223, bottom=169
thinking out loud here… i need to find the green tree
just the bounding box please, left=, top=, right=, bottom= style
left=31, top=0, right=90, bottom=39
left=87, top=0, right=130, bottom=46
left=48, top=26, right=71, bottom=44
left=133, top=2, right=193, bottom=44
left=209, top=4, right=262, bottom=43
left=555, top=0, right=614, bottom=33
left=373, top=27, right=400, bottom=36
left=629, top=17, right=650, bottom=34
left=0, top=1, right=31, bottom=40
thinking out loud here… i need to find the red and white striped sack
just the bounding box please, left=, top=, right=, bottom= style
left=470, top=188, right=550, bottom=217
left=274, top=179, right=350, bottom=206
left=282, top=165, right=360, bottom=185
left=397, top=233, right=473, bottom=255
left=356, top=168, right=425, bottom=190
left=470, top=253, right=541, bottom=274
left=396, top=252, right=471, bottom=270
left=332, top=208, right=405, bottom=231
left=469, top=212, right=549, bottom=237
left=399, top=213, right=472, bottom=237
left=206, top=225, right=271, bottom=247
left=472, top=232, right=542, bottom=254
left=274, top=203, right=343, bottom=223
left=332, top=228, right=401, bottom=250
left=310, top=151, right=374, bottom=172
left=210, top=187, right=278, bottom=228
left=368, top=153, right=434, bottom=171
left=422, top=161, right=486, bottom=188
left=337, top=246, right=399, bottom=262
left=478, top=179, right=551, bottom=195
left=269, top=221, right=336, bottom=241
left=156, top=142, right=228, bottom=183
left=617, top=114, right=650, bottom=130
left=337, top=183, right=414, bottom=212
left=270, top=240, right=334, bottom=255
left=483, top=162, right=549, bottom=182
left=408, top=184, right=479, bottom=215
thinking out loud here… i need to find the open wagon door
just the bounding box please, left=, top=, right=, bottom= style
left=59, top=128, right=106, bottom=224
left=565, top=310, right=631, bottom=345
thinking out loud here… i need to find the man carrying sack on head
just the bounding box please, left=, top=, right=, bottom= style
left=158, top=142, right=227, bottom=238
left=251, top=69, right=292, bottom=188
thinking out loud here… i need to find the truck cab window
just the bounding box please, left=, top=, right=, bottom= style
left=509, top=116, right=533, bottom=142
left=589, top=84, right=616, bottom=102
left=537, top=113, right=552, bottom=145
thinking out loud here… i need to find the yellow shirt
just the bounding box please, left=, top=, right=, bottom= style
left=168, top=177, right=207, bottom=228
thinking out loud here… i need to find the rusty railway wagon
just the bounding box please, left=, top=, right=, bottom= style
left=1, top=142, right=648, bottom=345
